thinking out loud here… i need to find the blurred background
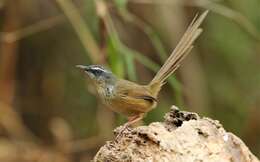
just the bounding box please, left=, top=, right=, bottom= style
left=0, top=0, right=259, bottom=161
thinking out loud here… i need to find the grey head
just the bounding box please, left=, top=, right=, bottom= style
left=76, top=65, right=116, bottom=86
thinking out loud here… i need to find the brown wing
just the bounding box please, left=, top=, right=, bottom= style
left=111, top=79, right=157, bottom=116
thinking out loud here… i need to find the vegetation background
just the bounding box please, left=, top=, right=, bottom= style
left=0, top=0, right=259, bottom=161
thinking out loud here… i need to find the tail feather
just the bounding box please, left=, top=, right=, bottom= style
left=149, top=10, right=208, bottom=95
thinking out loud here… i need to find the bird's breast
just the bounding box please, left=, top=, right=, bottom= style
left=96, top=85, right=115, bottom=104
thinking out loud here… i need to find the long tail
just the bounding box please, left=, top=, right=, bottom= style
left=149, top=10, right=209, bottom=96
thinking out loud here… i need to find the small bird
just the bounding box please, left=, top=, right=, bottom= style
left=77, top=11, right=208, bottom=130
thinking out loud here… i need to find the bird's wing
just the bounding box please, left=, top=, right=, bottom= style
left=116, top=80, right=155, bottom=101
left=113, top=79, right=156, bottom=113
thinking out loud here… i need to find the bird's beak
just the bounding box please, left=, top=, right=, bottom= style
left=76, top=65, right=88, bottom=71
left=76, top=65, right=93, bottom=78
left=76, top=65, right=91, bottom=74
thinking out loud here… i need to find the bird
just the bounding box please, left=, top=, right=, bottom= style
left=77, top=11, right=208, bottom=131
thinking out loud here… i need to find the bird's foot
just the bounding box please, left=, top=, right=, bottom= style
left=114, top=114, right=144, bottom=141
left=115, top=123, right=131, bottom=141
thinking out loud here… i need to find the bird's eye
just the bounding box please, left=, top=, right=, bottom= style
left=87, top=66, right=107, bottom=77
left=94, top=70, right=102, bottom=75
left=90, top=69, right=103, bottom=76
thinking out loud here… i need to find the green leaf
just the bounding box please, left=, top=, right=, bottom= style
left=107, top=37, right=125, bottom=77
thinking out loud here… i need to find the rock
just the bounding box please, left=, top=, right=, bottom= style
left=93, top=106, right=259, bottom=162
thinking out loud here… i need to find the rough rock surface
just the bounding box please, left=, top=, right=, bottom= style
left=93, top=106, right=259, bottom=162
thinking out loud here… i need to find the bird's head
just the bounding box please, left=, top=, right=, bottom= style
left=76, top=65, right=116, bottom=87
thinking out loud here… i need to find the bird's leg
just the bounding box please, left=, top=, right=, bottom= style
left=127, top=114, right=144, bottom=126
left=115, top=114, right=144, bottom=140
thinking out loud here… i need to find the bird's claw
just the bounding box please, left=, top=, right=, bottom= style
left=115, top=123, right=130, bottom=141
